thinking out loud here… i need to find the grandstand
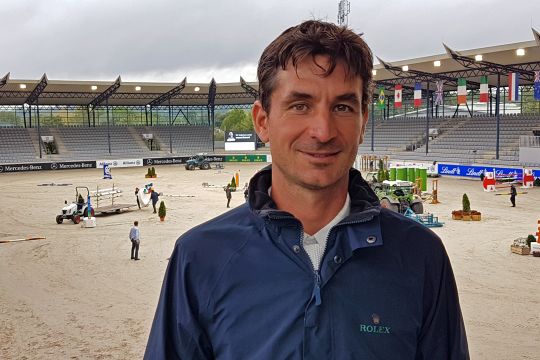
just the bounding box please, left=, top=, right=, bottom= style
left=0, top=33, right=538, bottom=168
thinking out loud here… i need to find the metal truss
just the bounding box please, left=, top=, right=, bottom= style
left=148, top=77, right=186, bottom=106
left=0, top=73, right=9, bottom=89
left=444, top=44, right=537, bottom=82
left=89, top=76, right=121, bottom=107
left=240, top=76, right=259, bottom=99
left=215, top=104, right=253, bottom=110
left=26, top=74, right=48, bottom=104
left=208, top=78, right=217, bottom=107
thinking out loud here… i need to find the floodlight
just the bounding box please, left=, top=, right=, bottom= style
left=19, top=84, right=27, bottom=89
left=135, top=86, right=142, bottom=91
left=194, top=86, right=200, bottom=92
left=475, top=54, right=483, bottom=61
left=516, top=48, right=525, bottom=56
left=402, top=65, right=409, bottom=72
left=91, top=85, right=98, bottom=91
left=372, top=70, right=377, bottom=76
left=433, top=60, right=441, bottom=67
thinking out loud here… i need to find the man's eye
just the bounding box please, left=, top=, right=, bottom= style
left=292, top=104, right=308, bottom=111
left=335, top=104, right=353, bottom=112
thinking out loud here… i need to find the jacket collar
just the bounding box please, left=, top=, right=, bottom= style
left=248, top=165, right=381, bottom=221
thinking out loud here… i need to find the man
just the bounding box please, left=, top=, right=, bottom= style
left=145, top=20, right=469, bottom=359
left=129, top=221, right=140, bottom=260
left=510, top=183, right=517, bottom=207
left=135, top=187, right=141, bottom=209
left=150, top=189, right=159, bottom=213
left=224, top=184, right=232, bottom=208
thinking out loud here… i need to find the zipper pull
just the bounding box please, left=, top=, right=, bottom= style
left=313, top=271, right=322, bottom=306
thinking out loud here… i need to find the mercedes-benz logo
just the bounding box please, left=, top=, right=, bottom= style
left=0, top=166, right=3, bottom=173
left=147, top=159, right=153, bottom=165
left=113, top=161, right=118, bottom=166
left=51, top=163, right=58, bottom=170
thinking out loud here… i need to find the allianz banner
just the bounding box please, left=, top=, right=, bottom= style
left=0, top=161, right=96, bottom=173
left=437, top=163, right=540, bottom=179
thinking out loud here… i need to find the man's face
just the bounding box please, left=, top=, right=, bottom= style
left=253, top=55, right=368, bottom=191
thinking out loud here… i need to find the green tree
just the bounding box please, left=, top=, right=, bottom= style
left=462, top=193, right=471, bottom=213
left=220, top=109, right=254, bottom=132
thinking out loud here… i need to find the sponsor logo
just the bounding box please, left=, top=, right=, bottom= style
left=439, top=166, right=461, bottom=175
left=359, top=314, right=391, bottom=335
left=51, top=163, right=58, bottom=170
left=147, top=159, right=153, bottom=165
left=0, top=166, right=3, bottom=172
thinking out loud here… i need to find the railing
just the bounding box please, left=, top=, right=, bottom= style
left=520, top=136, right=540, bottom=148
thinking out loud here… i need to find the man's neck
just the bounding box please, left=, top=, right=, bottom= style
left=270, top=174, right=349, bottom=235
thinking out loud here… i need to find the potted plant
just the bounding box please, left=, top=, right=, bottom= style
left=451, top=210, right=463, bottom=220
left=158, top=200, right=166, bottom=221
left=471, top=210, right=482, bottom=221
left=461, top=193, right=471, bottom=221
left=511, top=237, right=530, bottom=255
left=230, top=176, right=237, bottom=191
left=526, top=234, right=536, bottom=248
left=145, top=167, right=157, bottom=178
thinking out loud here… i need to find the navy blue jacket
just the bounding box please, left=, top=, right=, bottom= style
left=145, top=167, right=469, bottom=359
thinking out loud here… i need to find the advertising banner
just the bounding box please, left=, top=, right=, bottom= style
left=437, top=163, right=540, bottom=179
left=0, top=161, right=96, bottom=173
left=225, top=154, right=267, bottom=162
left=225, top=131, right=256, bottom=151
left=96, top=159, right=143, bottom=168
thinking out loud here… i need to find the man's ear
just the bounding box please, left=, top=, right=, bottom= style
left=252, top=100, right=270, bottom=143
left=359, top=109, right=369, bottom=144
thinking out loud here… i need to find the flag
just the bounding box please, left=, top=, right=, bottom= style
left=479, top=76, right=488, bottom=103
left=103, top=164, right=112, bottom=179
left=394, top=85, right=402, bottom=108
left=414, top=83, right=422, bottom=107
left=435, top=81, right=444, bottom=105
left=377, top=87, right=385, bottom=109
left=534, top=71, right=540, bottom=101
left=457, top=78, right=467, bottom=104
left=508, top=72, right=519, bottom=102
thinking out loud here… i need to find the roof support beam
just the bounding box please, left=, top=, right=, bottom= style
left=148, top=77, right=186, bottom=106
left=0, top=73, right=9, bottom=89
left=89, top=76, right=121, bottom=107
left=240, top=76, right=259, bottom=99
left=444, top=44, right=536, bottom=82
left=26, top=74, right=48, bottom=104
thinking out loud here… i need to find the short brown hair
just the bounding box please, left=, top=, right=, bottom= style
left=257, top=20, right=373, bottom=113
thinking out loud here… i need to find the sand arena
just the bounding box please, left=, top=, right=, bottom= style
left=0, top=163, right=539, bottom=359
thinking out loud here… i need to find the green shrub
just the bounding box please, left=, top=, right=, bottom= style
left=147, top=168, right=152, bottom=176
left=526, top=234, right=536, bottom=247
left=158, top=201, right=166, bottom=218
left=462, top=193, right=471, bottom=213
left=230, top=176, right=236, bottom=189
left=151, top=167, right=156, bottom=176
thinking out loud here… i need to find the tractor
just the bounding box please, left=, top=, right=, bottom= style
left=56, top=186, right=95, bottom=224
left=185, top=154, right=211, bottom=170
left=375, top=180, right=424, bottom=214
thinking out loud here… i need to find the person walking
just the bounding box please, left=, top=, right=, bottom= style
left=129, top=221, right=140, bottom=260
left=225, top=185, right=232, bottom=208
left=135, top=187, right=141, bottom=209
left=510, top=184, right=517, bottom=207
left=151, top=189, right=159, bottom=213
left=243, top=185, right=249, bottom=203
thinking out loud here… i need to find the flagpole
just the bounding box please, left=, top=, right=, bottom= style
left=425, top=81, right=430, bottom=155
left=495, top=73, right=500, bottom=160
left=370, top=100, right=374, bottom=152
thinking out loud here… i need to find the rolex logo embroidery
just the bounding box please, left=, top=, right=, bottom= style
left=359, top=313, right=391, bottom=334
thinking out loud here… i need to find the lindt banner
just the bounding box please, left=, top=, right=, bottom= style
left=437, top=163, right=540, bottom=179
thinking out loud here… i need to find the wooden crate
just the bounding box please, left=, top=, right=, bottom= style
left=511, top=245, right=530, bottom=255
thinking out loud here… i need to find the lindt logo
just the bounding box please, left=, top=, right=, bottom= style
left=440, top=166, right=460, bottom=175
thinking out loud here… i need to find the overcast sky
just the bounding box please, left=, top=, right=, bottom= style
left=1, top=0, right=539, bottom=83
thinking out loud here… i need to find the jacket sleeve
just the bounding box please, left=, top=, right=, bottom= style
left=416, top=246, right=470, bottom=360
left=144, top=241, right=214, bottom=360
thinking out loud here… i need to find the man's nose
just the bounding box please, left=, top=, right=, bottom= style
left=308, top=109, right=336, bottom=143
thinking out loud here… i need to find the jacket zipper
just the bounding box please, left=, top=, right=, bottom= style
left=268, top=213, right=375, bottom=307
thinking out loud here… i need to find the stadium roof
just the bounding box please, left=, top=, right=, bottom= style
left=0, top=29, right=539, bottom=106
